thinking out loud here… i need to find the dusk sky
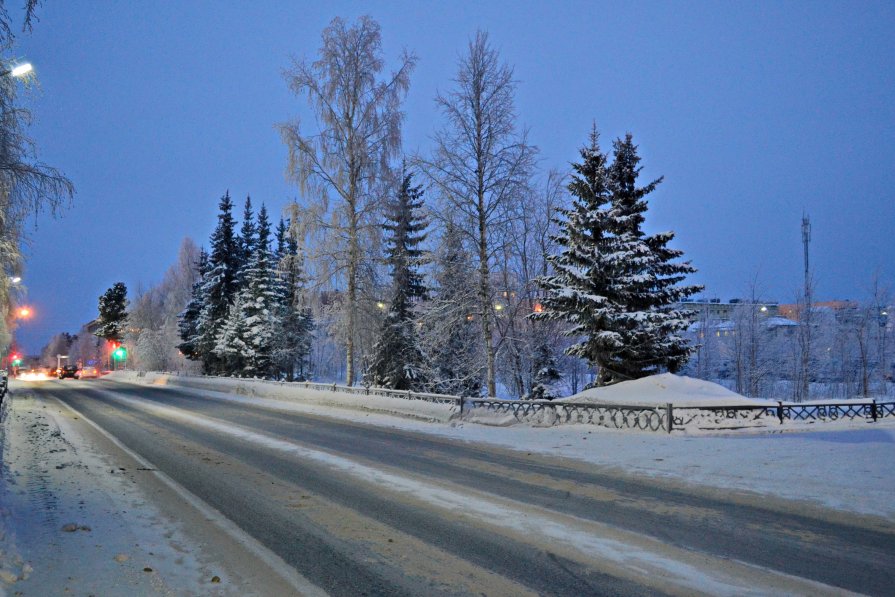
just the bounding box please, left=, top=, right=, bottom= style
left=12, top=0, right=895, bottom=353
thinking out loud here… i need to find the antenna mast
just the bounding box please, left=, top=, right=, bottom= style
left=801, top=213, right=811, bottom=296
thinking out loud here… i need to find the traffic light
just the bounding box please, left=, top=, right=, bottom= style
left=10, top=353, right=22, bottom=366
left=112, top=347, right=127, bottom=360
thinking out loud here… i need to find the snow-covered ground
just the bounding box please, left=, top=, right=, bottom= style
left=0, top=386, right=318, bottom=596
left=109, top=371, right=895, bottom=519
left=2, top=372, right=893, bottom=595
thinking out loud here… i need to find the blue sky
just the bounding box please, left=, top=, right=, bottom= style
left=12, top=0, right=895, bottom=353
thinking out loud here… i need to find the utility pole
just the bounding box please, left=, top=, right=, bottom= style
left=802, top=214, right=811, bottom=298
left=798, top=213, right=812, bottom=401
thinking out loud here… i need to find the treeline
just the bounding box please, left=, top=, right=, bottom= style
left=45, top=17, right=701, bottom=398
left=684, top=284, right=894, bottom=401
left=177, top=195, right=314, bottom=380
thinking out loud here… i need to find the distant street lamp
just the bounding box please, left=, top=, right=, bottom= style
left=0, top=62, right=33, bottom=78
left=9, top=276, right=21, bottom=284
left=16, top=306, right=32, bottom=319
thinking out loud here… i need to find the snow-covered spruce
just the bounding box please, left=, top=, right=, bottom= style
left=536, top=127, right=701, bottom=387
left=365, top=167, right=428, bottom=390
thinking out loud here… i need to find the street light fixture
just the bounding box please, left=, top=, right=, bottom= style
left=10, top=63, right=33, bottom=78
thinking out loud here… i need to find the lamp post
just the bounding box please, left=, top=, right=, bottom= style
left=0, top=62, right=33, bottom=78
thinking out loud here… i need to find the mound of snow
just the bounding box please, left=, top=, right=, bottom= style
left=563, top=373, right=767, bottom=407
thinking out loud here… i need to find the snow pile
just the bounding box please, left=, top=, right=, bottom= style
left=564, top=373, right=768, bottom=407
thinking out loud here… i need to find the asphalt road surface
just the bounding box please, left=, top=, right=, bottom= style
left=18, top=380, right=895, bottom=596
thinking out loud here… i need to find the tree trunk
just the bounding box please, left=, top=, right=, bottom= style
left=346, top=186, right=359, bottom=386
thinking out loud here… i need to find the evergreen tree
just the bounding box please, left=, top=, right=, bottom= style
left=421, top=218, right=483, bottom=396
left=196, top=191, right=241, bottom=374
left=95, top=282, right=129, bottom=343
left=274, top=217, right=289, bottom=263
left=177, top=248, right=209, bottom=360
left=526, top=337, right=562, bottom=400
left=536, top=127, right=701, bottom=386
left=274, top=224, right=315, bottom=381
left=215, top=293, right=252, bottom=374
left=602, top=134, right=702, bottom=379
left=535, top=127, right=617, bottom=386
left=218, top=204, right=283, bottom=377
left=238, top=195, right=257, bottom=276
left=365, top=169, right=428, bottom=390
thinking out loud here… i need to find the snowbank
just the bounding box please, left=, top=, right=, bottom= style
left=564, top=373, right=768, bottom=407
left=106, top=371, right=458, bottom=424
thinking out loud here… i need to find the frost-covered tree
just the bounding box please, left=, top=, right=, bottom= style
left=365, top=168, right=428, bottom=390
left=94, top=282, right=128, bottom=343
left=535, top=128, right=615, bottom=385
left=281, top=16, right=415, bottom=386
left=420, top=218, right=483, bottom=396
left=216, top=204, right=282, bottom=377
left=237, top=195, right=257, bottom=281
left=0, top=2, right=74, bottom=352
left=416, top=31, right=536, bottom=397
left=274, top=224, right=315, bottom=381
left=177, top=248, right=208, bottom=362
left=215, top=293, right=252, bottom=375
left=274, top=217, right=289, bottom=263
left=537, top=127, right=700, bottom=387
left=603, top=133, right=701, bottom=381
left=526, top=338, right=562, bottom=400
left=195, top=192, right=240, bottom=373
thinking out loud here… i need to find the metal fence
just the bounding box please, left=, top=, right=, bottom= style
left=144, top=371, right=895, bottom=433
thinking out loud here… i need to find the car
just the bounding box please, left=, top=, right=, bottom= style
left=58, top=365, right=80, bottom=379
left=79, top=366, right=99, bottom=379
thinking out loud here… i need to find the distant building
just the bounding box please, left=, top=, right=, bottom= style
left=776, top=300, right=859, bottom=322
left=678, top=299, right=779, bottom=321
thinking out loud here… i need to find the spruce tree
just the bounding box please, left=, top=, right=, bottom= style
left=603, top=134, right=702, bottom=379
left=274, top=217, right=289, bottom=263
left=365, top=169, right=428, bottom=390
left=95, top=282, right=129, bottom=343
left=274, top=225, right=315, bottom=381
left=238, top=195, right=257, bottom=276
left=421, top=218, right=483, bottom=396
left=215, top=293, right=252, bottom=374
left=219, top=204, right=283, bottom=378
left=527, top=337, right=562, bottom=400
left=535, top=127, right=618, bottom=386
left=536, top=128, right=701, bottom=386
left=177, top=248, right=209, bottom=360
left=196, top=191, right=241, bottom=374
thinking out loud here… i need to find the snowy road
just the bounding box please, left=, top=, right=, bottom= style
left=3, top=380, right=894, bottom=596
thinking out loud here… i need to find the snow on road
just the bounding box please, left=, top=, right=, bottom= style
left=0, top=384, right=316, bottom=596
left=114, top=371, right=895, bottom=519
left=2, top=372, right=894, bottom=595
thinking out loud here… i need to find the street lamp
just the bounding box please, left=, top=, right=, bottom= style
left=1, top=62, right=33, bottom=78
left=9, top=276, right=21, bottom=284
left=10, top=63, right=32, bottom=77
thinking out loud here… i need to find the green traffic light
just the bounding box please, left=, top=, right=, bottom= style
left=113, top=347, right=127, bottom=360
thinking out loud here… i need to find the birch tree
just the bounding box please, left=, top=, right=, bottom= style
left=0, top=2, right=73, bottom=351
left=417, top=31, right=535, bottom=397
left=281, top=16, right=415, bottom=386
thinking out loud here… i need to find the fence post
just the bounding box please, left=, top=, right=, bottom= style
left=872, top=399, right=878, bottom=422
left=665, top=403, right=673, bottom=433
left=458, top=396, right=464, bottom=415
left=777, top=401, right=784, bottom=424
